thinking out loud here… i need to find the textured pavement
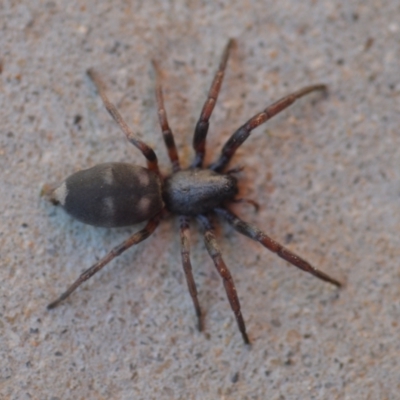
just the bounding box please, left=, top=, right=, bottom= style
left=1, top=1, right=399, bottom=399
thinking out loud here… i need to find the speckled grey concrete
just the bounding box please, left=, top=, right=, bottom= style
left=1, top=1, right=399, bottom=399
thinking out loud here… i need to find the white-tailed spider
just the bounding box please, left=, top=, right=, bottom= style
left=45, top=40, right=341, bottom=344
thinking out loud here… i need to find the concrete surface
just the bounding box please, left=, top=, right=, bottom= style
left=1, top=1, right=400, bottom=399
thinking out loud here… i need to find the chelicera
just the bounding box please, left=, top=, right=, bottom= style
left=45, top=40, right=341, bottom=344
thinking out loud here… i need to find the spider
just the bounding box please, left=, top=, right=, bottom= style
left=45, top=40, right=341, bottom=344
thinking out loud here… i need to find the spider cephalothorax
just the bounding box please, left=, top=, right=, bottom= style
left=45, top=40, right=341, bottom=344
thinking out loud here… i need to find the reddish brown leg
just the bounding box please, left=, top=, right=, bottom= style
left=180, top=216, right=202, bottom=330
left=87, top=69, right=160, bottom=174
left=152, top=61, right=180, bottom=172
left=47, top=213, right=162, bottom=309
left=210, top=84, right=327, bottom=172
left=198, top=215, right=250, bottom=344
left=215, top=208, right=341, bottom=287
left=192, top=39, right=235, bottom=168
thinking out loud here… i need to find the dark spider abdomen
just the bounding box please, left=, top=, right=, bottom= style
left=163, top=168, right=238, bottom=215
left=51, top=163, right=163, bottom=227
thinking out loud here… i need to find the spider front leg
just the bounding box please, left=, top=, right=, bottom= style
left=215, top=208, right=341, bottom=287
left=198, top=215, right=250, bottom=344
left=210, top=84, right=327, bottom=172
left=180, top=216, right=202, bottom=331
left=47, top=213, right=162, bottom=309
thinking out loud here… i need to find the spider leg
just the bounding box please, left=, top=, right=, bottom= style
left=47, top=213, right=162, bottom=309
left=87, top=69, right=160, bottom=174
left=180, top=216, right=202, bottom=331
left=198, top=214, right=250, bottom=344
left=152, top=60, right=180, bottom=172
left=192, top=39, right=235, bottom=168
left=210, top=84, right=327, bottom=172
left=215, top=208, right=341, bottom=287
